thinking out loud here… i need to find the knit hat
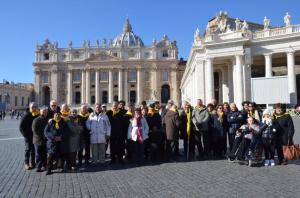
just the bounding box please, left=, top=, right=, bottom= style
left=263, top=109, right=271, bottom=116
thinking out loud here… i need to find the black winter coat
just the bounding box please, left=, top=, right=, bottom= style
left=19, top=112, right=39, bottom=139
left=107, top=110, right=126, bottom=139
left=227, top=110, right=244, bottom=134
left=44, top=120, right=70, bottom=154
left=259, top=121, right=280, bottom=141
left=32, top=115, right=48, bottom=145
left=211, top=113, right=228, bottom=138
left=273, top=113, right=295, bottom=145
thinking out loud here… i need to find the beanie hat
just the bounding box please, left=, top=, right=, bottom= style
left=263, top=109, right=271, bottom=116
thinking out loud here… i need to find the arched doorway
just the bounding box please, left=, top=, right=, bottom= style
left=214, top=72, right=220, bottom=103
left=42, top=86, right=50, bottom=106
left=161, top=84, right=170, bottom=104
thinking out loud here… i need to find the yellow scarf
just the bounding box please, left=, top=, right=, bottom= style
left=273, top=112, right=289, bottom=120
left=170, top=108, right=177, bottom=113
left=217, top=111, right=224, bottom=122
left=60, top=110, right=70, bottom=121
left=112, top=109, right=119, bottom=117
left=195, top=106, right=204, bottom=111
left=126, top=111, right=133, bottom=117
left=53, top=118, right=60, bottom=129
left=79, top=112, right=90, bottom=118
left=186, top=109, right=191, bottom=139
left=148, top=109, right=155, bottom=117
left=30, top=110, right=40, bottom=117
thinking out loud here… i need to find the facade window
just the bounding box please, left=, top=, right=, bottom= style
left=100, top=72, right=108, bottom=81
left=73, top=72, right=81, bottom=82
left=113, top=52, right=118, bottom=57
left=75, top=92, right=81, bottom=104
left=130, top=91, right=136, bottom=104
left=44, top=53, right=49, bottom=60
left=102, top=91, right=108, bottom=104
left=27, top=97, right=30, bottom=106
left=21, top=97, right=24, bottom=106
left=91, top=72, right=95, bottom=82
left=162, top=50, right=168, bottom=57
left=44, top=72, right=49, bottom=83
left=61, top=54, right=67, bottom=60
left=113, top=72, right=118, bottom=81
left=91, top=96, right=95, bottom=104
left=0, top=95, right=2, bottom=103
left=114, top=95, right=118, bottom=102
left=162, top=71, right=169, bottom=81
left=15, top=96, right=18, bottom=106
left=128, top=71, right=137, bottom=82
left=61, top=73, right=66, bottom=82
left=74, top=51, right=80, bottom=59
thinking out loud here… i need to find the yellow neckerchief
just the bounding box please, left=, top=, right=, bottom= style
left=195, top=106, right=204, bottom=111
left=60, top=110, right=70, bottom=121
left=148, top=109, right=155, bottom=117
left=186, top=109, right=191, bottom=139
left=217, top=111, right=224, bottom=118
left=112, top=109, right=119, bottom=117
left=248, top=110, right=255, bottom=117
left=170, top=107, right=177, bottom=113
left=53, top=118, right=60, bottom=129
left=273, top=112, right=289, bottom=120
left=30, top=110, right=40, bottom=117
left=79, top=111, right=90, bottom=118
left=126, top=111, right=133, bottom=117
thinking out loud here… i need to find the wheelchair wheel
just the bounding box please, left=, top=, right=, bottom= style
left=248, top=160, right=252, bottom=167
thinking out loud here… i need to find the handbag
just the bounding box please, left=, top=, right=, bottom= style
left=283, top=143, right=300, bottom=161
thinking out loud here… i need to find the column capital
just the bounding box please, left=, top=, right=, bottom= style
left=286, top=50, right=295, bottom=55
left=263, top=53, right=272, bottom=57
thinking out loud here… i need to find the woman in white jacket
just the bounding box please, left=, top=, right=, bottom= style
left=128, top=107, right=149, bottom=164
left=86, top=104, right=111, bottom=164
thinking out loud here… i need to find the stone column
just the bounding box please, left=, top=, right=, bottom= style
left=265, top=54, right=272, bottom=77
left=81, top=70, right=86, bottom=104
left=67, top=70, right=73, bottom=105
left=51, top=66, right=59, bottom=102
left=108, top=70, right=113, bottom=103
left=118, top=69, right=124, bottom=100
left=287, top=51, right=297, bottom=104
left=137, top=69, right=143, bottom=104
left=95, top=70, right=100, bottom=104
left=85, top=69, right=91, bottom=104
left=124, top=70, right=128, bottom=104
left=172, top=69, right=178, bottom=104
left=34, top=69, right=41, bottom=105
left=235, top=55, right=244, bottom=109
left=205, top=58, right=214, bottom=104
left=222, top=65, right=229, bottom=103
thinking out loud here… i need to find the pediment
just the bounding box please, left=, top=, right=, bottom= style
left=86, top=52, right=121, bottom=62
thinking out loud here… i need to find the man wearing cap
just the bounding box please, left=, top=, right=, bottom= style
left=19, top=102, right=40, bottom=170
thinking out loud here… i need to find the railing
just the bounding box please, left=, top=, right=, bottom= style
left=292, top=25, right=300, bottom=33
left=269, top=27, right=286, bottom=36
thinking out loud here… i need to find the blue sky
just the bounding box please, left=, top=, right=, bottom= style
left=0, top=0, right=299, bottom=83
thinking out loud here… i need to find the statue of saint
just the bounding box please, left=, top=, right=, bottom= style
left=264, top=16, right=270, bottom=29
left=242, top=20, right=249, bottom=32
left=284, top=12, right=291, bottom=26
left=68, top=41, right=73, bottom=48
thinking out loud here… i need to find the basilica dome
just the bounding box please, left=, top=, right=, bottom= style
left=112, top=18, right=144, bottom=47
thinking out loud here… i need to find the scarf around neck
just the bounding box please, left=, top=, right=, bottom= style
left=134, top=115, right=143, bottom=143
left=30, top=110, right=40, bottom=117
left=53, top=118, right=60, bottom=129
left=79, top=111, right=90, bottom=118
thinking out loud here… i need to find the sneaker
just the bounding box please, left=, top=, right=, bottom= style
left=264, top=160, right=270, bottom=166
left=270, top=160, right=275, bottom=166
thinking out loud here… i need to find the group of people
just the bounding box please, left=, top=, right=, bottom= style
left=19, top=98, right=298, bottom=175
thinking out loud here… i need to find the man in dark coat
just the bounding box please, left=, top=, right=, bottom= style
left=44, top=112, right=70, bottom=175
left=273, top=103, right=295, bottom=165
left=77, top=104, right=91, bottom=166
left=179, top=101, right=194, bottom=161
left=32, top=107, right=48, bottom=172
left=145, top=104, right=163, bottom=161
left=47, top=100, right=60, bottom=120
left=227, top=103, right=245, bottom=151
left=19, top=102, right=40, bottom=170
left=107, top=101, right=126, bottom=164
left=164, top=104, right=180, bottom=161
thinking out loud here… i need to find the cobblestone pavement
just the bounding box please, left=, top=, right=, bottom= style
left=0, top=119, right=300, bottom=198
